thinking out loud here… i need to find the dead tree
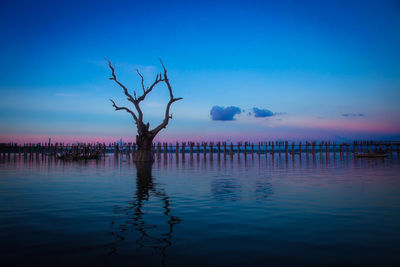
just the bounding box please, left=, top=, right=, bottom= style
left=107, top=59, right=182, bottom=162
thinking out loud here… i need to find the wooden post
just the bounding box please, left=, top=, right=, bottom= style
left=278, top=141, right=281, bottom=156
left=285, top=141, right=288, bottom=156
left=163, top=143, right=167, bottom=158
left=223, top=142, right=227, bottom=159
left=299, top=141, right=302, bottom=155
left=181, top=142, right=185, bottom=156
left=189, top=142, right=193, bottom=158
left=230, top=143, right=233, bottom=157
left=203, top=142, right=207, bottom=158
left=271, top=142, right=274, bottom=156
left=237, top=142, right=241, bottom=160
left=291, top=142, right=295, bottom=155
left=181, top=142, right=186, bottom=161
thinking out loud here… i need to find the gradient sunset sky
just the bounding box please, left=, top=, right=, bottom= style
left=0, top=0, right=399, bottom=143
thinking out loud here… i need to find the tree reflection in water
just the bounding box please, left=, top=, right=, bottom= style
left=107, top=162, right=181, bottom=266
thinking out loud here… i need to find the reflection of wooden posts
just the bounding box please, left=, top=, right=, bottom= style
left=54, top=143, right=58, bottom=158
left=114, top=143, right=118, bottom=157
left=163, top=143, right=168, bottom=158
left=223, top=142, right=227, bottom=158
left=271, top=142, right=274, bottom=156
left=325, top=142, right=330, bottom=156
left=127, top=143, right=131, bottom=158
left=285, top=141, right=288, bottom=156
left=181, top=142, right=186, bottom=156
left=181, top=142, right=186, bottom=161
left=157, top=142, right=161, bottom=158
left=189, top=142, right=194, bottom=158
left=279, top=141, right=282, bottom=155
left=299, top=142, right=302, bottom=155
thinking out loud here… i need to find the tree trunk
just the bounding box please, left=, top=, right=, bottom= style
left=134, top=134, right=154, bottom=162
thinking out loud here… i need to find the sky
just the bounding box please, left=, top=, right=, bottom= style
left=0, top=0, right=399, bottom=143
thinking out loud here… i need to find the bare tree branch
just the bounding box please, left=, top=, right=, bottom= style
left=150, top=59, right=183, bottom=134
left=110, top=99, right=138, bottom=123
left=151, top=97, right=183, bottom=135
left=106, top=58, right=136, bottom=102
left=136, top=73, right=164, bottom=102
left=136, top=69, right=146, bottom=94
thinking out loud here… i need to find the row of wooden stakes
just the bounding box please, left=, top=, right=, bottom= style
left=0, top=140, right=399, bottom=159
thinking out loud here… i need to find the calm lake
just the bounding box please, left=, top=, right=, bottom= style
left=1, top=153, right=400, bottom=266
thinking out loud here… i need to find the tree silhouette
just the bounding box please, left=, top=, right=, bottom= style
left=106, top=59, right=182, bottom=162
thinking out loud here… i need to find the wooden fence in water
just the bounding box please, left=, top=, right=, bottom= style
left=0, top=140, right=399, bottom=159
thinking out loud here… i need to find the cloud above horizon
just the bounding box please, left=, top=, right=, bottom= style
left=210, top=106, right=242, bottom=121
left=342, top=113, right=365, bottom=117
left=252, top=107, right=274, bottom=118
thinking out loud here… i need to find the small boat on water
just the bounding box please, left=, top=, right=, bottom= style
left=354, top=152, right=388, bottom=158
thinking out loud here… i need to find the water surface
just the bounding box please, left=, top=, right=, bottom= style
left=1, top=153, right=399, bottom=266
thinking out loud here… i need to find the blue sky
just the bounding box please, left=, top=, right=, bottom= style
left=0, top=0, right=399, bottom=143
